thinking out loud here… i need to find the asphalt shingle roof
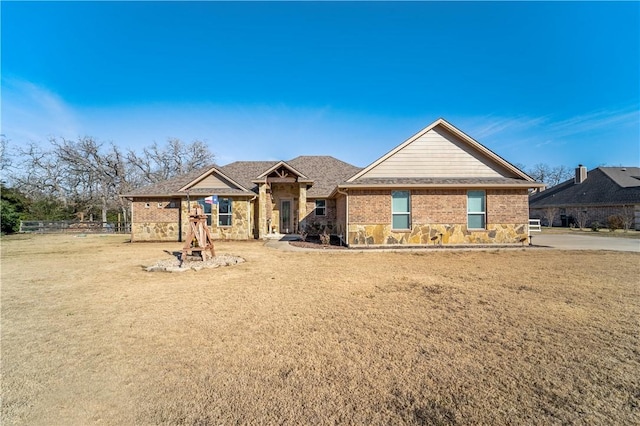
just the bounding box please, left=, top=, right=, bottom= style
left=529, top=167, right=640, bottom=207
left=287, top=156, right=362, bottom=197
left=124, top=165, right=215, bottom=197
left=125, top=156, right=362, bottom=198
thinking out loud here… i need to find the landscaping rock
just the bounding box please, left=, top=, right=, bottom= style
left=145, top=254, right=245, bottom=272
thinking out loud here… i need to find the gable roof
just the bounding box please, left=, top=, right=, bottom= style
left=179, top=165, right=250, bottom=192
left=287, top=156, right=361, bottom=197
left=124, top=165, right=216, bottom=197
left=253, top=160, right=311, bottom=181
left=529, top=167, right=640, bottom=207
left=124, top=156, right=361, bottom=198
left=218, top=161, right=278, bottom=192
left=347, top=118, right=539, bottom=186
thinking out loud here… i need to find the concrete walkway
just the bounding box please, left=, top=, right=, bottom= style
left=265, top=233, right=640, bottom=253
left=532, top=233, right=640, bottom=252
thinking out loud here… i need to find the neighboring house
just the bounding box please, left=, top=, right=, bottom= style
left=124, top=118, right=543, bottom=245
left=529, top=165, right=640, bottom=230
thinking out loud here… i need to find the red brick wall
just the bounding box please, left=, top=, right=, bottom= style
left=132, top=198, right=180, bottom=223
left=348, top=190, right=391, bottom=223
left=411, top=189, right=466, bottom=223
left=348, top=188, right=529, bottom=226
left=487, top=189, right=529, bottom=224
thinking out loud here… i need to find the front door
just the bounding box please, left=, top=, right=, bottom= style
left=281, top=200, right=292, bottom=233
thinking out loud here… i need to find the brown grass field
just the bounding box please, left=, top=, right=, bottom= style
left=1, top=234, right=639, bottom=425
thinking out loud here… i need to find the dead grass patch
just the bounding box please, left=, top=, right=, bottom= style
left=1, top=234, right=639, bottom=425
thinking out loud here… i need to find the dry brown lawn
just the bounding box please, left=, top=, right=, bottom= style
left=1, top=234, right=639, bottom=425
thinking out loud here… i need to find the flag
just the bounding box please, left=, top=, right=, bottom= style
left=205, top=195, right=218, bottom=205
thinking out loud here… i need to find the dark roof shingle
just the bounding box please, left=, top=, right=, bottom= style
left=125, top=156, right=362, bottom=198
left=530, top=167, right=640, bottom=207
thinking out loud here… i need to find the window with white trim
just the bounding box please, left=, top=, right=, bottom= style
left=392, top=190, right=411, bottom=230
left=196, top=199, right=213, bottom=226
left=218, top=197, right=232, bottom=227
left=315, top=199, right=326, bottom=216
left=467, top=190, right=486, bottom=229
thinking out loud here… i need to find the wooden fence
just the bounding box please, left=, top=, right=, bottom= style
left=19, top=221, right=130, bottom=234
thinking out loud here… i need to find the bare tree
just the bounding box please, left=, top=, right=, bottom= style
left=127, top=138, right=215, bottom=185
left=0, top=135, right=12, bottom=180
left=620, top=205, right=636, bottom=232
left=528, top=163, right=552, bottom=185
left=10, top=136, right=214, bottom=226
left=543, top=206, right=559, bottom=227
left=15, top=137, right=132, bottom=226
left=528, top=164, right=573, bottom=188
left=51, top=137, right=132, bottom=226
left=15, top=142, right=72, bottom=204
left=570, top=209, right=589, bottom=230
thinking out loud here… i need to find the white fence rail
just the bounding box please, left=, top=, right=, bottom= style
left=528, top=219, right=542, bottom=237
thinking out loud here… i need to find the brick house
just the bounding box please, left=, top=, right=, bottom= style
left=529, top=165, right=640, bottom=230
left=124, top=118, right=543, bottom=245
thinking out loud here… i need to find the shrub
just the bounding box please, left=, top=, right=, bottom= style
left=590, top=221, right=601, bottom=232
left=0, top=200, right=21, bottom=234
left=607, top=215, right=624, bottom=232
left=319, top=230, right=331, bottom=246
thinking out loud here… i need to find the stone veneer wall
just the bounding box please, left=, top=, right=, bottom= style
left=269, top=183, right=301, bottom=233
left=181, top=198, right=253, bottom=241
left=347, top=188, right=530, bottom=245
left=131, top=198, right=181, bottom=241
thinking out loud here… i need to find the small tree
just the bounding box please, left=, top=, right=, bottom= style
left=571, top=209, right=589, bottom=230
left=620, top=205, right=635, bottom=232
left=543, top=207, right=559, bottom=227
left=607, top=215, right=624, bottom=232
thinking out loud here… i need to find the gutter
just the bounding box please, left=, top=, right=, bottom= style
left=337, top=182, right=545, bottom=190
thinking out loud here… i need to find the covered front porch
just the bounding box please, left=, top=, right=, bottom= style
left=254, top=162, right=312, bottom=238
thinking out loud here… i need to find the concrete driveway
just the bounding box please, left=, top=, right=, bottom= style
left=532, top=233, right=640, bottom=252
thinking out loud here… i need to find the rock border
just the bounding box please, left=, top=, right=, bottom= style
left=145, top=254, right=245, bottom=272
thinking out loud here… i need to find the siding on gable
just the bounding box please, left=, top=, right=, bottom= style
left=359, top=128, right=506, bottom=179
left=190, top=173, right=239, bottom=190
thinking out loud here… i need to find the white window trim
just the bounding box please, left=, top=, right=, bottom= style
left=218, top=197, right=232, bottom=227
left=315, top=199, right=326, bottom=216
left=467, top=190, right=486, bottom=230
left=196, top=199, right=213, bottom=227
left=391, top=190, right=411, bottom=230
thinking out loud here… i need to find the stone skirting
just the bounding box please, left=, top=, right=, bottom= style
left=349, top=223, right=528, bottom=245
left=132, top=222, right=180, bottom=241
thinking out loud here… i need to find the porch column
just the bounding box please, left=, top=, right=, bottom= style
left=298, top=183, right=307, bottom=233
left=258, top=183, right=268, bottom=238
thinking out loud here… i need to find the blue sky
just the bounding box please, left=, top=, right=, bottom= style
left=2, top=1, right=639, bottom=170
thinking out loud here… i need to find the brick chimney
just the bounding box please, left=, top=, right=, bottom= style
left=574, top=164, right=587, bottom=184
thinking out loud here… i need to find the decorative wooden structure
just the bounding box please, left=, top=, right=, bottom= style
left=182, top=206, right=215, bottom=262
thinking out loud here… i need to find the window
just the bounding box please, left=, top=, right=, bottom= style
left=218, top=197, right=232, bottom=227
left=196, top=199, right=213, bottom=226
left=315, top=199, right=326, bottom=216
left=467, top=190, right=486, bottom=229
left=392, top=191, right=411, bottom=230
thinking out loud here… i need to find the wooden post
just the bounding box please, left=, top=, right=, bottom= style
left=181, top=205, right=215, bottom=263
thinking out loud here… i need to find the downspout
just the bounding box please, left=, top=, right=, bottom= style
left=336, top=187, right=349, bottom=247
left=128, top=197, right=134, bottom=242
